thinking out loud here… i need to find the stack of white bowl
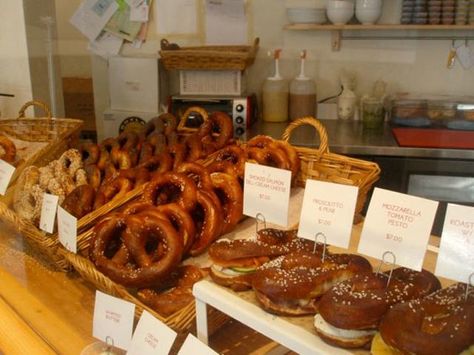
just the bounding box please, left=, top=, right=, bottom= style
left=355, top=0, right=384, bottom=24
left=327, top=0, right=355, bottom=24
left=287, top=7, right=328, bottom=24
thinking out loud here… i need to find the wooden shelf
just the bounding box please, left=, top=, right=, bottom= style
left=284, top=24, right=474, bottom=31
left=284, top=24, right=474, bottom=51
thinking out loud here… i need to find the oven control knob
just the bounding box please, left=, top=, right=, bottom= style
left=236, top=127, right=245, bottom=136
left=235, top=104, right=244, bottom=112
left=236, top=116, right=244, bottom=124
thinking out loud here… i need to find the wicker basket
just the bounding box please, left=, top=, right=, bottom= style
left=57, top=247, right=228, bottom=333
left=159, top=38, right=259, bottom=71
left=0, top=101, right=83, bottom=184
left=0, top=101, right=83, bottom=271
left=282, top=117, right=381, bottom=222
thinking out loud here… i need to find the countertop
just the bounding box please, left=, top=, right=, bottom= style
left=248, top=119, right=474, bottom=160
left=0, top=222, right=282, bottom=355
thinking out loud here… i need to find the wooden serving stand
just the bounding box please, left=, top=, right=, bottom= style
left=192, top=222, right=451, bottom=355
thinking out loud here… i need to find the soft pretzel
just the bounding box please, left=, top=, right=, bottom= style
left=315, top=268, right=441, bottom=349
left=0, top=134, right=16, bottom=163
left=252, top=252, right=372, bottom=316
left=378, top=282, right=474, bottom=355
left=189, top=190, right=223, bottom=256
left=93, top=176, right=133, bottom=209
left=79, top=142, right=100, bottom=166
left=199, top=111, right=233, bottom=153
left=137, top=265, right=207, bottom=317
left=90, top=213, right=183, bottom=288
left=61, top=184, right=96, bottom=219
left=176, top=162, right=213, bottom=190
left=210, top=172, right=243, bottom=234
left=142, top=172, right=197, bottom=211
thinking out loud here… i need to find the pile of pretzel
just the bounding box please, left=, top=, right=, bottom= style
left=208, top=227, right=474, bottom=354
left=13, top=149, right=88, bottom=225
left=59, top=111, right=237, bottom=219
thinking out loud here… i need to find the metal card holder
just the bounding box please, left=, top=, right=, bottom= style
left=375, top=251, right=397, bottom=288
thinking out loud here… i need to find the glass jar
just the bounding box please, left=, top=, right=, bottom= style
left=361, top=97, right=385, bottom=129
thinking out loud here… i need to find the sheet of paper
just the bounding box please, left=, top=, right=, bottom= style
left=127, top=310, right=177, bottom=355
left=298, top=180, right=358, bottom=249
left=358, top=188, right=439, bottom=271
left=205, top=0, right=247, bottom=45
left=243, top=162, right=292, bottom=227
left=70, top=0, right=119, bottom=41
left=155, top=0, right=197, bottom=34
left=435, top=203, right=474, bottom=283
left=178, top=334, right=218, bottom=355
left=104, top=1, right=143, bottom=42
left=0, top=159, right=15, bottom=195
left=130, top=3, right=149, bottom=22
left=57, top=206, right=77, bottom=254
left=39, top=193, right=59, bottom=234
left=93, top=290, right=135, bottom=351
left=88, top=32, right=123, bottom=59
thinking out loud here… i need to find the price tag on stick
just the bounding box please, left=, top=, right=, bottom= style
left=358, top=188, right=439, bottom=271
left=435, top=203, right=474, bottom=283
left=178, top=334, right=218, bottom=355
left=57, top=206, right=77, bottom=253
left=127, top=310, right=177, bottom=355
left=39, top=193, right=59, bottom=233
left=298, top=179, right=358, bottom=249
left=93, top=290, right=135, bottom=351
left=243, top=162, right=292, bottom=226
left=0, top=159, right=15, bottom=195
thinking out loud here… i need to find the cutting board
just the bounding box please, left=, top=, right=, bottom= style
left=391, top=127, right=474, bottom=149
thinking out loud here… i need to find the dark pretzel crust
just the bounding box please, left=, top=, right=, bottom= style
left=379, top=282, right=474, bottom=355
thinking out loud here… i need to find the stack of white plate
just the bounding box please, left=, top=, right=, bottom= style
left=287, top=7, right=327, bottom=24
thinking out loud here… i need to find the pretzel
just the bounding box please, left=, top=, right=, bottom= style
left=137, top=265, right=207, bottom=317
left=315, top=268, right=442, bottom=349
left=176, top=162, right=213, bottom=190
left=199, top=111, right=233, bottom=153
left=90, top=213, right=183, bottom=288
left=189, top=190, right=223, bottom=256
left=210, top=172, right=243, bottom=234
left=378, top=282, right=474, bottom=355
left=252, top=252, right=372, bottom=316
left=61, top=184, right=96, bottom=219
left=142, top=172, right=197, bottom=211
left=79, top=142, right=100, bottom=165
left=0, top=134, right=16, bottom=163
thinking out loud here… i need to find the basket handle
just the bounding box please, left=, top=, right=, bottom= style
left=17, top=100, right=52, bottom=119
left=281, top=117, right=329, bottom=153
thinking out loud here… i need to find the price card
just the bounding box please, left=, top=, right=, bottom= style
left=178, top=334, right=218, bottom=355
left=243, top=162, right=292, bottom=226
left=0, top=159, right=15, bottom=195
left=93, top=290, right=135, bottom=351
left=39, top=193, right=59, bottom=233
left=127, top=310, right=176, bottom=355
left=298, top=179, right=358, bottom=249
left=358, top=188, right=439, bottom=271
left=57, top=206, right=77, bottom=253
left=435, top=203, right=474, bottom=283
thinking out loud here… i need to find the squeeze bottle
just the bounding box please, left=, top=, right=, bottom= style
left=262, top=49, right=288, bottom=122
left=289, top=50, right=316, bottom=120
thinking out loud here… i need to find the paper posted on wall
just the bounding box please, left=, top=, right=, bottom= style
left=71, top=0, right=153, bottom=57
left=70, top=0, right=119, bottom=42
left=205, top=0, right=248, bottom=45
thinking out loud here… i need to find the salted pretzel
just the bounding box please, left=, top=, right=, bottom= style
left=89, top=213, right=183, bottom=288
left=377, top=282, right=474, bottom=355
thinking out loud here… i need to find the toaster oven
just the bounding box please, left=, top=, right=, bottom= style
left=168, top=94, right=258, bottom=138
